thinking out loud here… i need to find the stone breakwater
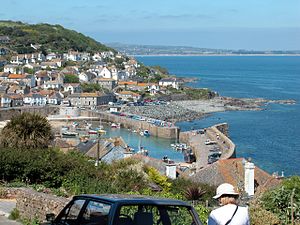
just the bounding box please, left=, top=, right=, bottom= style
left=122, top=97, right=296, bottom=123
left=122, top=104, right=204, bottom=122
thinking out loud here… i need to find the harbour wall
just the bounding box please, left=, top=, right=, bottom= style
left=179, top=123, right=236, bottom=159
left=207, top=123, right=236, bottom=159
left=0, top=106, right=59, bottom=121
left=81, top=110, right=180, bottom=140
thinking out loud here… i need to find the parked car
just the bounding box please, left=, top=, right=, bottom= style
left=45, top=194, right=203, bottom=225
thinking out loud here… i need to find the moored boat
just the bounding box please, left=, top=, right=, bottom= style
left=111, top=123, right=121, bottom=128
left=141, top=130, right=150, bottom=137
left=62, top=131, right=78, bottom=137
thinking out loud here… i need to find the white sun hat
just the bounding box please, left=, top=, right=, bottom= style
left=213, top=183, right=239, bottom=199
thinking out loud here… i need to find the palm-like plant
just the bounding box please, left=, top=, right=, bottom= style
left=184, top=185, right=207, bottom=201
left=0, top=112, right=53, bottom=149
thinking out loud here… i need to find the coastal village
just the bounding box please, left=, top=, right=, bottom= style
left=0, top=26, right=296, bottom=225
left=0, top=33, right=283, bottom=190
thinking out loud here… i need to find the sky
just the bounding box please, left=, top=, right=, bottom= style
left=1, top=0, right=300, bottom=50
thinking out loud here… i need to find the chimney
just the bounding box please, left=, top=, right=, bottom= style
left=165, top=164, right=177, bottom=179
left=244, top=160, right=255, bottom=196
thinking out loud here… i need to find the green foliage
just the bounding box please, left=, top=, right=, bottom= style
left=249, top=203, right=280, bottom=225
left=81, top=83, right=105, bottom=92
left=64, top=74, right=79, bottom=83
left=8, top=208, right=20, bottom=220
left=23, top=67, right=34, bottom=74
left=64, top=61, right=77, bottom=67
left=21, top=217, right=40, bottom=225
left=0, top=20, right=114, bottom=54
left=144, top=166, right=172, bottom=192
left=137, top=64, right=151, bottom=78
left=194, top=204, right=210, bottom=225
left=184, top=185, right=206, bottom=201
left=261, top=176, right=300, bottom=224
left=0, top=112, right=53, bottom=149
left=151, top=65, right=169, bottom=75
left=183, top=87, right=216, bottom=100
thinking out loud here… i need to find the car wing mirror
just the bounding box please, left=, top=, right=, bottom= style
left=46, top=213, right=56, bottom=223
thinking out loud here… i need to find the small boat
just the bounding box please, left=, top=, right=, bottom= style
left=62, top=131, right=78, bottom=137
left=140, top=130, right=150, bottom=137
left=61, top=126, right=69, bottom=131
left=111, top=123, right=121, bottom=128
left=136, top=147, right=149, bottom=156
left=205, top=139, right=217, bottom=145
left=88, top=130, right=98, bottom=135
left=97, top=129, right=106, bottom=135
left=72, top=122, right=79, bottom=128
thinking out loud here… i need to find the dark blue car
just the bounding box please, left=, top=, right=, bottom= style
left=46, top=194, right=203, bottom=225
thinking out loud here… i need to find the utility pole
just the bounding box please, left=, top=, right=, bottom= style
left=95, top=129, right=106, bottom=167
left=96, top=133, right=100, bottom=167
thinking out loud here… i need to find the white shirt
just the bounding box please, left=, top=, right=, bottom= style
left=208, top=204, right=250, bottom=225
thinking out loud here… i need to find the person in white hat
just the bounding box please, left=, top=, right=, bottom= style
left=208, top=183, right=250, bottom=225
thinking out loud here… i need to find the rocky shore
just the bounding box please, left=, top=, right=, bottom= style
left=122, top=97, right=296, bottom=123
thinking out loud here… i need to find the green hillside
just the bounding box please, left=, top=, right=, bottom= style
left=0, top=20, right=114, bottom=54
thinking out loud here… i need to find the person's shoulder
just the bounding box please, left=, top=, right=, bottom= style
left=237, top=206, right=249, bottom=213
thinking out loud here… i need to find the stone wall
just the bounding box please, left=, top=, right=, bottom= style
left=0, top=106, right=59, bottom=121
left=207, top=123, right=236, bottom=159
left=15, top=188, right=69, bottom=222
left=82, top=111, right=180, bottom=139
left=0, top=187, right=23, bottom=199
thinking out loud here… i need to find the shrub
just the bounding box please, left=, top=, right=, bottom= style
left=249, top=204, right=280, bottom=225
left=8, top=208, right=20, bottom=220
left=144, top=166, right=172, bottom=192
left=184, top=186, right=206, bottom=201
left=260, top=176, right=300, bottom=224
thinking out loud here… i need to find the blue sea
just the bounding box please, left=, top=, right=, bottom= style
left=136, top=56, right=300, bottom=176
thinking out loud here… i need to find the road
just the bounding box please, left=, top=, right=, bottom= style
left=0, top=200, right=21, bottom=225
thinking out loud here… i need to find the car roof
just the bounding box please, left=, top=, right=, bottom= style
left=76, top=194, right=191, bottom=206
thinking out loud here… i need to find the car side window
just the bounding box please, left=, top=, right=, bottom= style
left=81, top=200, right=111, bottom=225
left=56, top=199, right=85, bottom=225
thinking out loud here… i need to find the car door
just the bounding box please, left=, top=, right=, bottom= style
left=80, top=200, right=112, bottom=225
left=54, top=199, right=86, bottom=225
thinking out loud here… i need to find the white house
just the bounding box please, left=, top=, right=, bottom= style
left=10, top=53, right=45, bottom=65
left=125, top=66, right=137, bottom=77
left=23, top=93, right=47, bottom=106
left=4, top=64, right=18, bottom=74
left=64, top=51, right=90, bottom=61
left=46, top=53, right=58, bottom=60
left=92, top=53, right=102, bottom=61
left=148, top=84, right=160, bottom=96
left=101, top=51, right=114, bottom=59
left=116, top=91, right=141, bottom=102
left=40, top=62, right=59, bottom=69
left=159, top=77, right=179, bottom=89
left=99, top=67, right=112, bottom=79
left=109, top=65, right=118, bottom=81
left=48, top=92, right=64, bottom=105
left=63, top=83, right=81, bottom=94
left=79, top=72, right=96, bottom=83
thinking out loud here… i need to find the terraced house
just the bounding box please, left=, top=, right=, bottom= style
left=68, top=92, right=115, bottom=107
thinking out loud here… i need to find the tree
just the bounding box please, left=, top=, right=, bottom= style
left=64, top=74, right=79, bottom=83
left=0, top=112, right=53, bottom=149
left=81, top=83, right=105, bottom=93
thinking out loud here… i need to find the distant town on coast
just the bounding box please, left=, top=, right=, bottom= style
left=107, top=42, right=300, bottom=56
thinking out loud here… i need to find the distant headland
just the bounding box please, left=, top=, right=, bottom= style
left=107, top=42, right=300, bottom=56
